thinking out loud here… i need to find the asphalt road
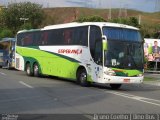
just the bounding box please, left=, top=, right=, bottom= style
left=0, top=68, right=160, bottom=117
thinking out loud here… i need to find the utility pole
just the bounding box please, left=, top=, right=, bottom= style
left=47, top=2, right=49, bottom=8
left=118, top=2, right=122, bottom=23
left=99, top=0, right=102, bottom=8
left=108, top=1, right=112, bottom=20
left=74, top=8, right=77, bottom=20
left=118, top=0, right=122, bottom=18
left=138, top=15, right=141, bottom=25
left=155, top=0, right=160, bottom=12
left=124, top=4, right=128, bottom=18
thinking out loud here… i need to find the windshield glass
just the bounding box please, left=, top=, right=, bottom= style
left=103, top=27, right=142, bottom=42
left=103, top=27, right=144, bottom=69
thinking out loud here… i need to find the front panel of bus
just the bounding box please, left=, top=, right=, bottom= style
left=102, top=27, right=144, bottom=84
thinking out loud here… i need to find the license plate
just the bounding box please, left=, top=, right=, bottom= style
left=123, top=79, right=130, bottom=83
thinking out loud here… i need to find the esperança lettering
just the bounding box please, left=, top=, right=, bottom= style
left=58, top=49, right=82, bottom=55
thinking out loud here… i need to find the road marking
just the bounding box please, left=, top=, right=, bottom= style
left=104, top=90, right=160, bottom=107
left=0, top=72, right=6, bottom=76
left=19, top=81, right=33, bottom=88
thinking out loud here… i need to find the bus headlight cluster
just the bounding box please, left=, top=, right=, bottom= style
left=104, top=68, right=116, bottom=76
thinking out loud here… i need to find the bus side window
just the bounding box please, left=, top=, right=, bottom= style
left=23, top=36, right=29, bottom=46
left=17, top=33, right=24, bottom=46
left=72, top=28, right=79, bottom=45
left=79, top=27, right=88, bottom=46
left=73, top=26, right=88, bottom=46
left=34, top=32, right=41, bottom=45
left=48, top=29, right=63, bottom=45
left=63, top=29, right=72, bottom=44
left=23, top=34, right=33, bottom=46
left=41, top=32, right=48, bottom=45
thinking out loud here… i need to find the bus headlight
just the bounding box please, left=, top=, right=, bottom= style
left=104, top=68, right=116, bottom=76
left=105, top=71, right=116, bottom=76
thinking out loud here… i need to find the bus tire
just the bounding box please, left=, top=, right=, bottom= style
left=26, top=63, right=33, bottom=76
left=33, top=63, right=40, bottom=77
left=110, top=84, right=122, bottom=90
left=77, top=68, right=89, bottom=87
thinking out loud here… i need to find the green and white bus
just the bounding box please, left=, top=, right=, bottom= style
left=15, top=22, right=144, bottom=89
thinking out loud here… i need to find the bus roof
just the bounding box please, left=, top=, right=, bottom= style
left=43, top=22, right=139, bottom=31
left=17, top=22, right=139, bottom=34
left=0, top=38, right=16, bottom=42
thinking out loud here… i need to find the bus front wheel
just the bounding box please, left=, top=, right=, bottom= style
left=33, top=63, right=40, bottom=77
left=77, top=69, right=89, bottom=87
left=26, top=63, right=33, bottom=76
left=110, top=84, right=122, bottom=90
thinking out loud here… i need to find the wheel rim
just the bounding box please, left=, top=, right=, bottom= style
left=80, top=72, right=87, bottom=83
left=34, top=65, right=38, bottom=74
left=34, top=64, right=38, bottom=75
left=27, top=65, right=30, bottom=75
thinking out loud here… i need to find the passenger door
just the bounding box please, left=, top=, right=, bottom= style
left=89, top=26, right=103, bottom=82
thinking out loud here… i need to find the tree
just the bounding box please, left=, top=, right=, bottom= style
left=0, top=8, right=5, bottom=28
left=109, top=18, right=128, bottom=24
left=109, top=17, right=140, bottom=28
left=2, top=2, right=44, bottom=34
left=75, top=15, right=106, bottom=22
left=152, top=25, right=160, bottom=38
left=128, top=17, right=139, bottom=28
left=19, top=23, right=32, bottom=30
left=0, top=28, right=13, bottom=38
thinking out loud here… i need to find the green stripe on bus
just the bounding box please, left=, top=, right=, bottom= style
left=28, top=46, right=40, bottom=49
left=16, top=46, right=80, bottom=80
left=45, top=51, right=80, bottom=63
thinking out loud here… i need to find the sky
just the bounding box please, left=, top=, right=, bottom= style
left=0, top=0, right=159, bottom=13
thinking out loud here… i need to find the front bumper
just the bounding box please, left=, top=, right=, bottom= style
left=100, top=74, right=144, bottom=84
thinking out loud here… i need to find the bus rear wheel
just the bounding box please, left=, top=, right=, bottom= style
left=77, top=69, right=89, bottom=87
left=33, top=63, right=40, bottom=77
left=26, top=63, right=33, bottom=76
left=110, top=84, right=122, bottom=90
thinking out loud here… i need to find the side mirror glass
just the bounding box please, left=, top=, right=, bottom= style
left=102, top=35, right=107, bottom=51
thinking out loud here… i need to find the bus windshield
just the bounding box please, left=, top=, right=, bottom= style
left=103, top=27, right=144, bottom=70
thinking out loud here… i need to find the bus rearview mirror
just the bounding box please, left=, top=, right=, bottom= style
left=102, top=35, right=107, bottom=51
